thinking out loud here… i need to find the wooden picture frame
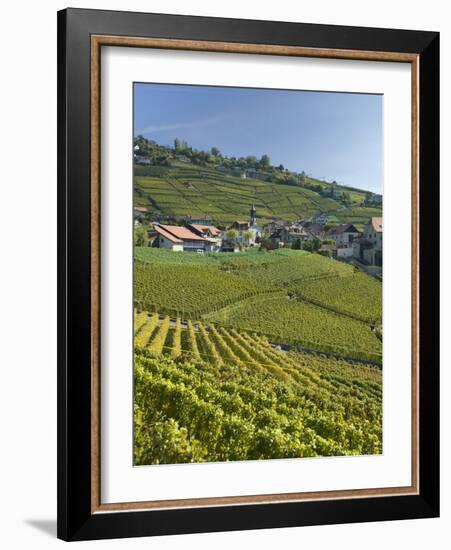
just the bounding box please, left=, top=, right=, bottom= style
left=57, top=7, right=439, bottom=541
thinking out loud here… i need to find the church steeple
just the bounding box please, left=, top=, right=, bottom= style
left=250, top=204, right=257, bottom=226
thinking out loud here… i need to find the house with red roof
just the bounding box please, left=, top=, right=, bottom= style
left=187, top=224, right=223, bottom=252
left=154, top=223, right=222, bottom=253
left=153, top=225, right=185, bottom=252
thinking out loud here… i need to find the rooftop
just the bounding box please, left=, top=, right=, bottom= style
left=327, top=223, right=360, bottom=235
left=189, top=224, right=221, bottom=237
left=369, top=217, right=383, bottom=232
left=154, top=225, right=184, bottom=244
left=158, top=224, right=206, bottom=241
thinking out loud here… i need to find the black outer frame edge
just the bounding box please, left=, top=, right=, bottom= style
left=71, top=495, right=437, bottom=542
left=57, top=7, right=440, bottom=542
left=62, top=7, right=437, bottom=53
left=418, top=33, right=440, bottom=514
left=58, top=7, right=94, bottom=541
left=57, top=8, right=68, bottom=541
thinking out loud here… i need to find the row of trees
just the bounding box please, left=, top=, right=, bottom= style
left=224, top=228, right=254, bottom=243
left=175, top=138, right=273, bottom=171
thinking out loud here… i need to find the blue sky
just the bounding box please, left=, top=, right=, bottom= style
left=134, top=83, right=383, bottom=193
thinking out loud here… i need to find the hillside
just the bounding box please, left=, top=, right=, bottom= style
left=133, top=247, right=383, bottom=464
left=134, top=248, right=382, bottom=363
left=134, top=162, right=381, bottom=228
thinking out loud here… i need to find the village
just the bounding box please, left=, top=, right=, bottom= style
left=134, top=203, right=383, bottom=270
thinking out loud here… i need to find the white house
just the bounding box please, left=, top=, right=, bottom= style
left=326, top=223, right=361, bottom=247
left=364, top=217, right=383, bottom=249
left=353, top=217, right=383, bottom=266
left=245, top=169, right=270, bottom=181
left=154, top=223, right=222, bottom=253
left=363, top=217, right=383, bottom=265
left=154, top=225, right=184, bottom=252
left=134, top=155, right=151, bottom=165
left=269, top=225, right=311, bottom=247
left=314, top=213, right=339, bottom=225
left=336, top=247, right=355, bottom=259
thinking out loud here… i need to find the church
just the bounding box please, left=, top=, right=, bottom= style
left=229, top=204, right=262, bottom=247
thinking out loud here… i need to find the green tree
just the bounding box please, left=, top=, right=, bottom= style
left=243, top=230, right=254, bottom=244
left=174, top=138, right=188, bottom=152
left=364, top=191, right=373, bottom=205
left=211, top=146, right=221, bottom=157
left=304, top=238, right=321, bottom=253
left=292, top=238, right=302, bottom=250
left=134, top=224, right=148, bottom=247
left=286, top=176, right=299, bottom=186
left=312, top=237, right=322, bottom=252
left=259, top=154, right=271, bottom=168
left=341, top=191, right=351, bottom=206
left=156, top=154, right=171, bottom=166
left=259, top=238, right=278, bottom=251
left=226, top=229, right=238, bottom=240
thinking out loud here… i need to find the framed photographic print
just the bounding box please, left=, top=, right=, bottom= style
left=57, top=8, right=439, bottom=541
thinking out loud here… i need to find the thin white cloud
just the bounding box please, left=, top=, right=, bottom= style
left=137, top=115, right=225, bottom=135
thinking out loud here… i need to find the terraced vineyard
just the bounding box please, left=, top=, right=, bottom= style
left=225, top=250, right=355, bottom=285
left=134, top=261, right=274, bottom=317
left=289, top=271, right=382, bottom=325
left=134, top=249, right=382, bottom=361
left=134, top=163, right=381, bottom=225
left=135, top=247, right=355, bottom=282
left=134, top=310, right=382, bottom=464
left=205, top=294, right=382, bottom=363
left=134, top=246, right=285, bottom=266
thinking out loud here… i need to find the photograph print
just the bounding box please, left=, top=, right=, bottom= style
left=133, top=83, right=383, bottom=466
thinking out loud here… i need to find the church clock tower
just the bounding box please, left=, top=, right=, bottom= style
left=250, top=204, right=257, bottom=227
